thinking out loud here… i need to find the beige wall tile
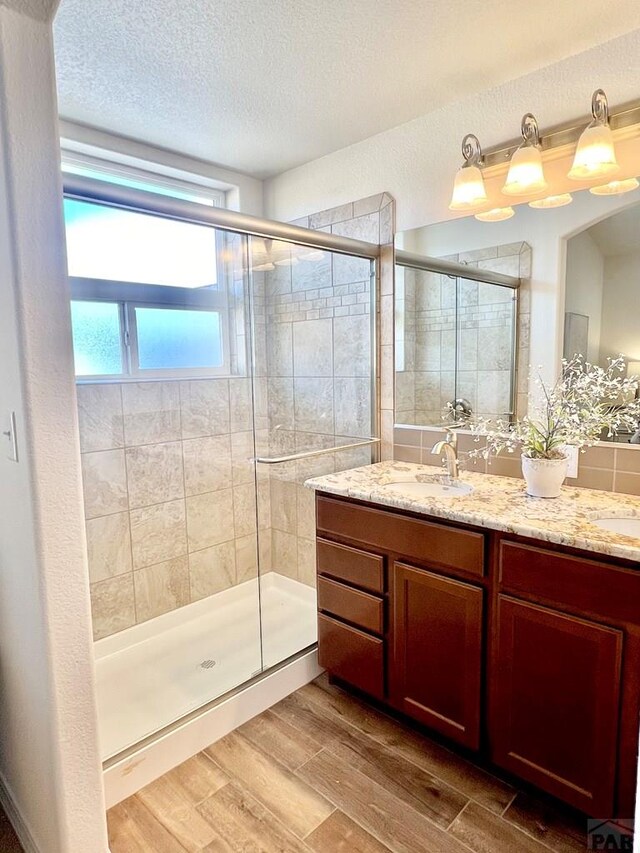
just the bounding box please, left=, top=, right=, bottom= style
left=130, top=499, right=188, bottom=569
left=81, top=449, right=128, bottom=519
left=180, top=379, right=230, bottom=438
left=189, top=541, right=237, bottom=601
left=394, top=445, right=421, bottom=463
left=297, top=538, right=317, bottom=588
left=235, top=534, right=258, bottom=583
left=122, top=381, right=181, bottom=445
left=91, top=574, right=135, bottom=640
left=233, top=484, right=258, bottom=538
left=294, top=378, right=334, bottom=434
left=259, top=528, right=272, bottom=573
left=292, top=252, right=331, bottom=291
left=86, top=512, right=132, bottom=583
left=572, top=466, right=615, bottom=491
left=271, top=529, right=298, bottom=580
left=270, top=479, right=297, bottom=534
left=487, top=454, right=523, bottom=479
left=579, top=445, right=616, bottom=470
left=615, top=447, right=640, bottom=474
left=268, top=377, right=295, bottom=430
left=614, top=471, right=640, bottom=496
left=134, top=556, right=190, bottom=622
left=77, top=384, right=124, bottom=452
left=266, top=323, right=293, bottom=377
left=183, top=435, right=232, bottom=496
left=126, top=441, right=184, bottom=509
left=296, top=483, right=316, bottom=540
left=334, top=377, right=371, bottom=436
left=293, top=319, right=333, bottom=377
left=229, top=378, right=253, bottom=431
left=231, top=431, right=255, bottom=485
left=186, top=489, right=235, bottom=551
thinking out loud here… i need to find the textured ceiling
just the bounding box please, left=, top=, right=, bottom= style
left=589, top=203, right=640, bottom=256
left=53, top=0, right=640, bottom=179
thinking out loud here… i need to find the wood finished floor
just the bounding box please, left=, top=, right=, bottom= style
left=108, top=674, right=589, bottom=852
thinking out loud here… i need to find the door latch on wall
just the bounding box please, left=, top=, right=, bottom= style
left=3, top=411, right=18, bottom=462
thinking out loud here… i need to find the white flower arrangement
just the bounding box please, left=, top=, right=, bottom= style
left=469, top=356, right=640, bottom=461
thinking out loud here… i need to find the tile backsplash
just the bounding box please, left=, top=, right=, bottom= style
left=394, top=425, right=640, bottom=496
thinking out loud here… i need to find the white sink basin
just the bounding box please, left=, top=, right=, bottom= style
left=377, top=480, right=474, bottom=499
left=591, top=516, right=640, bottom=538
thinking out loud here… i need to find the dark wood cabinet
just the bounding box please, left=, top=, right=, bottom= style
left=390, top=562, right=483, bottom=748
left=490, top=595, right=623, bottom=815
left=314, top=491, right=640, bottom=821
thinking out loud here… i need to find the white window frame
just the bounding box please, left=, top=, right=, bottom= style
left=66, top=184, right=235, bottom=382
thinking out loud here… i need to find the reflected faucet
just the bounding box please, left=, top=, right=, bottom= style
left=431, top=431, right=460, bottom=482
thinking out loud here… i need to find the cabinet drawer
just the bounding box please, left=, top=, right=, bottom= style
left=318, top=576, right=384, bottom=635
left=318, top=613, right=384, bottom=699
left=317, top=537, right=384, bottom=593
left=499, top=539, right=640, bottom=625
left=317, top=495, right=484, bottom=577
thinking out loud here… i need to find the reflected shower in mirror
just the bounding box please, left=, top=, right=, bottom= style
left=564, top=201, right=640, bottom=443
left=395, top=252, right=518, bottom=429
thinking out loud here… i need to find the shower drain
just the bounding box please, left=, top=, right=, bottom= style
left=199, top=659, right=217, bottom=670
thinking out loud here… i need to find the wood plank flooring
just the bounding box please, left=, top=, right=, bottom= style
left=108, top=674, right=590, bottom=852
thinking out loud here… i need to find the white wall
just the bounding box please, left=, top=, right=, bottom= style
left=60, top=120, right=264, bottom=216
left=564, top=231, right=604, bottom=363
left=264, top=28, right=640, bottom=233
left=600, top=251, right=640, bottom=363
left=0, top=5, right=107, bottom=852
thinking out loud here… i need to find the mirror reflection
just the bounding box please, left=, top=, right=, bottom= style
left=395, top=258, right=518, bottom=428
left=565, top=202, right=640, bottom=442
left=396, top=187, right=640, bottom=445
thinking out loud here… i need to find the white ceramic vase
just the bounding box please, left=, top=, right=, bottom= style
left=521, top=455, right=568, bottom=498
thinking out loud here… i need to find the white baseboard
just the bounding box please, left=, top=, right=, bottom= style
left=0, top=770, right=40, bottom=853
left=103, top=648, right=322, bottom=808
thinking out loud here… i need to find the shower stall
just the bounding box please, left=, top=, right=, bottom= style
left=64, top=175, right=379, bottom=777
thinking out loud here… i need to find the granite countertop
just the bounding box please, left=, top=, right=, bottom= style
left=305, top=461, right=640, bottom=563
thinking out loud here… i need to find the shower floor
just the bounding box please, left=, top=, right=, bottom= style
left=94, top=573, right=317, bottom=760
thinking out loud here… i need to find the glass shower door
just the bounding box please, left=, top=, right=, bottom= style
left=248, top=237, right=377, bottom=670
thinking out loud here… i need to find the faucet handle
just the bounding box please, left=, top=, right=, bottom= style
left=446, top=430, right=458, bottom=449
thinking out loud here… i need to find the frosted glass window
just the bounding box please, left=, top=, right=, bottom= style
left=64, top=199, right=218, bottom=288
left=71, top=301, right=123, bottom=376
left=134, top=307, right=222, bottom=371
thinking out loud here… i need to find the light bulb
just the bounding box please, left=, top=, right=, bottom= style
left=528, top=193, right=573, bottom=209
left=568, top=89, right=619, bottom=181
left=449, top=164, right=487, bottom=211
left=503, top=146, right=548, bottom=196
left=449, top=134, right=487, bottom=211
left=502, top=113, right=548, bottom=197
left=474, top=207, right=515, bottom=222
left=589, top=178, right=639, bottom=196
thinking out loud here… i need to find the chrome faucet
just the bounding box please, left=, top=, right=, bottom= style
left=431, top=431, right=460, bottom=482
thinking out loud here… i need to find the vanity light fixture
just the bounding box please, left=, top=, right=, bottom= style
left=449, top=134, right=488, bottom=211
left=474, top=207, right=515, bottom=222
left=528, top=193, right=573, bottom=209
left=568, top=89, right=619, bottom=181
left=502, top=113, right=548, bottom=196
left=589, top=177, right=639, bottom=196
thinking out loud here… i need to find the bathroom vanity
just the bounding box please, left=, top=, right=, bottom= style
left=306, top=462, right=640, bottom=822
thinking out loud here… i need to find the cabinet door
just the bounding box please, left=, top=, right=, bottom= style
left=391, top=562, right=483, bottom=749
left=491, top=595, right=622, bottom=816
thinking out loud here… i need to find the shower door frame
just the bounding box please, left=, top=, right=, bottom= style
left=64, top=175, right=382, bottom=770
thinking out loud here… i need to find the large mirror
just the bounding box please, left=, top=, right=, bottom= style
left=396, top=189, right=640, bottom=445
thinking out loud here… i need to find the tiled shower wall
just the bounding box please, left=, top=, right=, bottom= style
left=396, top=242, right=531, bottom=426
left=78, top=379, right=262, bottom=640
left=80, top=193, right=394, bottom=641
left=255, top=192, right=395, bottom=591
